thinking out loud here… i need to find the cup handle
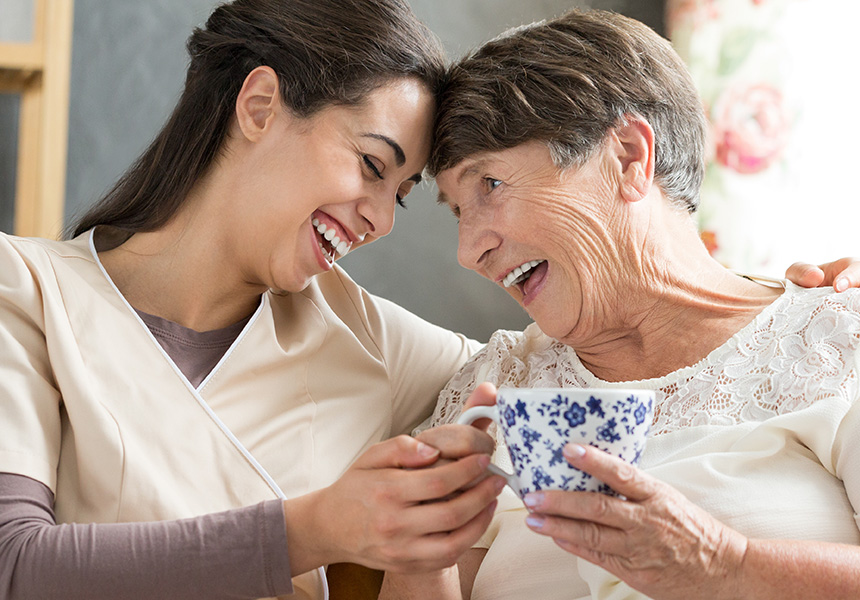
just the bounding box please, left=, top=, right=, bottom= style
left=457, top=406, right=519, bottom=491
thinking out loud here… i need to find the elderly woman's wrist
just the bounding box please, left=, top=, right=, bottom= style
left=380, top=567, right=462, bottom=600
left=715, top=531, right=750, bottom=600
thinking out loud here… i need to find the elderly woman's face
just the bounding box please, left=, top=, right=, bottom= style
left=436, top=141, right=623, bottom=341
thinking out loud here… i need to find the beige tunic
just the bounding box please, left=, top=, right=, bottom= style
left=0, top=231, right=480, bottom=599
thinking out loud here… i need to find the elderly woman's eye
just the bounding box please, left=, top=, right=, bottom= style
left=484, top=177, right=502, bottom=191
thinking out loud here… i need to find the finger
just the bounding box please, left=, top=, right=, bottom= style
left=398, top=454, right=499, bottom=503
left=784, top=262, right=824, bottom=288
left=382, top=499, right=499, bottom=573
left=525, top=511, right=631, bottom=557
left=405, top=474, right=504, bottom=535
left=821, top=257, right=860, bottom=292
left=524, top=486, right=640, bottom=530
left=415, top=424, right=495, bottom=460
left=461, top=381, right=497, bottom=432
left=561, top=443, right=657, bottom=502
left=552, top=538, right=611, bottom=571
left=354, top=435, right=440, bottom=470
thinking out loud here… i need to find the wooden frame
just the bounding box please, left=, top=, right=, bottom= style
left=0, top=0, right=74, bottom=239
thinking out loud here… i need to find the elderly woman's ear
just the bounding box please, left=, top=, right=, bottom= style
left=609, top=116, right=655, bottom=204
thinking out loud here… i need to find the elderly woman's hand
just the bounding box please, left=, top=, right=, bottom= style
left=415, top=381, right=498, bottom=462
left=786, top=257, right=860, bottom=292
left=522, top=443, right=748, bottom=600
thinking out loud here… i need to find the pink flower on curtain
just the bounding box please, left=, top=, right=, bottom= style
left=711, top=83, right=789, bottom=174
left=665, top=0, right=720, bottom=33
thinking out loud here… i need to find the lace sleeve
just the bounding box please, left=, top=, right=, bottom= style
left=413, top=328, right=531, bottom=434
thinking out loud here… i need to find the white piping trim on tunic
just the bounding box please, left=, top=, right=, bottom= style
left=87, top=231, right=329, bottom=598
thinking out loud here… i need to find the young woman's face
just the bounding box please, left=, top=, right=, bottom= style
left=232, top=78, right=435, bottom=293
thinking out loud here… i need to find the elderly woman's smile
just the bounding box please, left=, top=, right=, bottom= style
left=436, top=140, right=624, bottom=338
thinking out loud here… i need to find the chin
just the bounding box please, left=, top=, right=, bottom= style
left=270, top=274, right=313, bottom=295
left=530, top=311, right=568, bottom=342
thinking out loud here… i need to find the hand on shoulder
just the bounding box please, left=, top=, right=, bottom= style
left=785, top=257, right=860, bottom=292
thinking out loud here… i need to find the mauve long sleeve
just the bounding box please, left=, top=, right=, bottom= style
left=0, top=473, right=294, bottom=599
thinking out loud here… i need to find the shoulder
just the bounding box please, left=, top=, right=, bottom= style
left=290, top=264, right=427, bottom=331
left=0, top=231, right=95, bottom=271
left=275, top=264, right=479, bottom=354
left=449, top=322, right=561, bottom=388
left=0, top=232, right=94, bottom=287
left=776, top=283, right=860, bottom=337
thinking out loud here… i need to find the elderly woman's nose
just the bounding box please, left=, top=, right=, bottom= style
left=457, top=219, right=498, bottom=271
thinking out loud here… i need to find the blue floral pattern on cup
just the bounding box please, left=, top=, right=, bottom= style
left=495, top=388, right=654, bottom=497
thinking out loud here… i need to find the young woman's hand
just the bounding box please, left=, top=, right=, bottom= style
left=378, top=382, right=502, bottom=599
left=283, top=384, right=504, bottom=577
left=785, top=257, right=860, bottom=292
left=284, top=434, right=503, bottom=576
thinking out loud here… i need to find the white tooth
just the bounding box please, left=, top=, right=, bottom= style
left=331, top=236, right=341, bottom=247
left=317, top=223, right=327, bottom=234
left=312, top=218, right=320, bottom=227
left=336, top=241, right=350, bottom=256
left=324, top=229, right=336, bottom=241
left=503, top=259, right=544, bottom=288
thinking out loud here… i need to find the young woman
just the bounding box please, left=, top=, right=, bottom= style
left=0, top=1, right=503, bottom=598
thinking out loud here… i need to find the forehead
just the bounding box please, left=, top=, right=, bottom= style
left=314, top=78, right=435, bottom=146
left=435, top=143, right=557, bottom=202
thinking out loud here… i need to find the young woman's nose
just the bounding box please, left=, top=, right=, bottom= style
left=357, top=192, right=396, bottom=238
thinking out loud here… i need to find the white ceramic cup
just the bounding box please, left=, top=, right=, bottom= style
left=457, top=387, right=654, bottom=497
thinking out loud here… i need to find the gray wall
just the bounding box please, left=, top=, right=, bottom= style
left=0, top=0, right=32, bottom=233
left=0, top=0, right=663, bottom=342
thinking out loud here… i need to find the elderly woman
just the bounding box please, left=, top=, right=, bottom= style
left=381, top=8, right=860, bottom=600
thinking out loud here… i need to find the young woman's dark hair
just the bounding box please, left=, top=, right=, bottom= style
left=69, top=0, right=447, bottom=238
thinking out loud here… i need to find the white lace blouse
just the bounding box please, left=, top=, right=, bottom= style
left=426, top=282, right=860, bottom=600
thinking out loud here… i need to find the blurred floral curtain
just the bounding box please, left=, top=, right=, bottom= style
left=667, top=0, right=860, bottom=276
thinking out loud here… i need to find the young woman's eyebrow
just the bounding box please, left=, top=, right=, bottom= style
left=362, top=133, right=406, bottom=166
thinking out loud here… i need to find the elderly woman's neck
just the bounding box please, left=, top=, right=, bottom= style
left=569, top=208, right=783, bottom=383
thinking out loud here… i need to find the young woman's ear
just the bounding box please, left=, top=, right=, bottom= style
left=234, top=66, right=281, bottom=142
left=610, top=116, right=655, bottom=204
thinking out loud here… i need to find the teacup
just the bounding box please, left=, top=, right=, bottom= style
left=457, top=387, right=654, bottom=497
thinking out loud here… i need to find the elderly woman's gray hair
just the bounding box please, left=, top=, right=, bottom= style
left=429, top=9, right=708, bottom=212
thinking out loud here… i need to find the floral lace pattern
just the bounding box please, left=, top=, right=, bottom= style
left=427, top=283, right=860, bottom=438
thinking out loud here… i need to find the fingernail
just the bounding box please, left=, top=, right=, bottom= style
left=526, top=515, right=545, bottom=530
left=836, top=277, right=848, bottom=292
left=523, top=492, right=544, bottom=509
left=478, top=454, right=491, bottom=469
left=494, top=477, right=506, bottom=492
left=564, top=443, right=587, bottom=460
left=416, top=442, right=439, bottom=458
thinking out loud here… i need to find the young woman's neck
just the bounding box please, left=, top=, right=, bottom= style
left=97, top=185, right=266, bottom=332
